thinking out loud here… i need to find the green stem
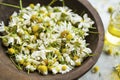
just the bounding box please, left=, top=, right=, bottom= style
left=86, top=53, right=95, bottom=57
left=48, top=0, right=57, bottom=6
left=99, top=72, right=101, bottom=77
left=0, top=2, right=20, bottom=9
left=19, top=0, right=23, bottom=9
left=10, top=56, right=22, bottom=70
left=62, top=0, right=65, bottom=6
left=0, top=36, right=3, bottom=38
left=80, top=11, right=85, bottom=16
left=89, top=27, right=96, bottom=29
left=27, top=69, right=30, bottom=74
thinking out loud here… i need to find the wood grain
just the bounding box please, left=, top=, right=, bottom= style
left=0, top=0, right=104, bottom=80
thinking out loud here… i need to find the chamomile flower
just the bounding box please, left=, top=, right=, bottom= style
left=31, top=50, right=47, bottom=60
left=78, top=14, right=94, bottom=29
left=26, top=64, right=36, bottom=72
left=59, top=65, right=72, bottom=74
left=70, top=13, right=82, bottom=24
left=8, top=37, right=14, bottom=45
left=15, top=54, right=26, bottom=63
left=38, top=65, right=48, bottom=75
left=0, top=21, right=5, bottom=32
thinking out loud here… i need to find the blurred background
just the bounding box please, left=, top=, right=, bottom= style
left=79, top=0, right=120, bottom=80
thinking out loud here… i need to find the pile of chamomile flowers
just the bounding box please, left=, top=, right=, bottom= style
left=0, top=3, right=94, bottom=75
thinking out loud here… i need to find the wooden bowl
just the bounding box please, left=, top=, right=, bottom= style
left=0, top=0, right=104, bottom=80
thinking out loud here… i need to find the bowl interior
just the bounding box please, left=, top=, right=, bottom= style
left=0, top=0, right=104, bottom=80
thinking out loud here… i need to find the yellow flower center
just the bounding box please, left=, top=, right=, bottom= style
left=92, top=66, right=99, bottom=73
left=62, top=65, right=67, bottom=71
left=61, top=30, right=69, bottom=38
left=38, top=65, right=48, bottom=73
left=66, top=34, right=73, bottom=40
left=75, top=62, right=81, bottom=66
left=29, top=3, right=35, bottom=9
left=32, top=25, right=39, bottom=33
left=73, top=56, right=79, bottom=61
left=8, top=48, right=15, bottom=54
